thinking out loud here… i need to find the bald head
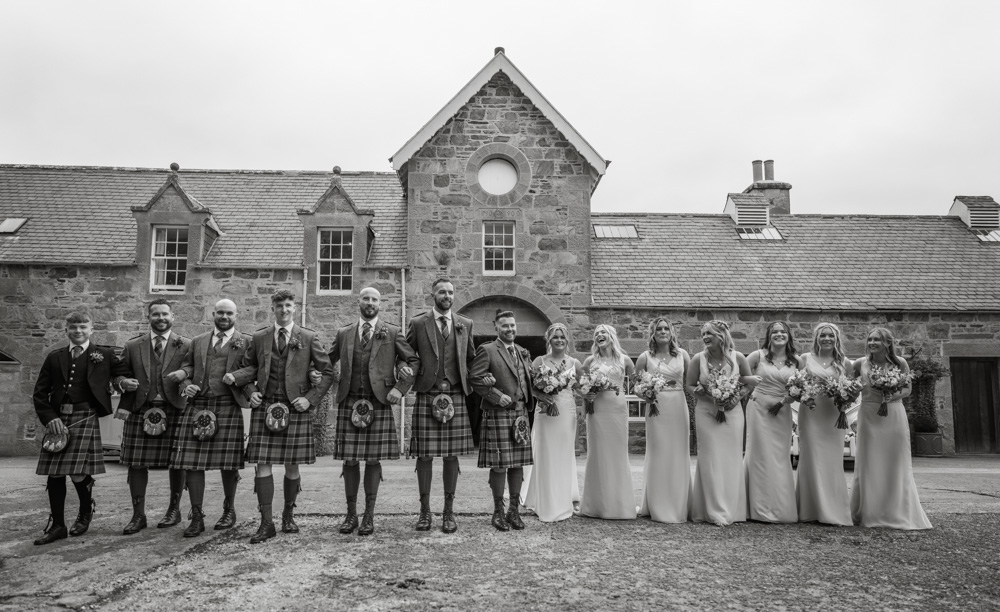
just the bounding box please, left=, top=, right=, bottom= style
left=359, top=287, right=381, bottom=320
left=213, top=299, right=238, bottom=331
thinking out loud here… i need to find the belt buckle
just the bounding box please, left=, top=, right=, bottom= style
left=435, top=380, right=451, bottom=393
left=59, top=404, right=74, bottom=415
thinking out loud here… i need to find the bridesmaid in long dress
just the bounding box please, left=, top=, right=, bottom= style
left=743, top=321, right=802, bottom=523
left=579, top=324, right=636, bottom=519
left=522, top=323, right=583, bottom=522
left=685, top=320, right=753, bottom=526
left=796, top=323, right=853, bottom=526
left=636, top=318, right=691, bottom=523
left=850, top=328, right=932, bottom=530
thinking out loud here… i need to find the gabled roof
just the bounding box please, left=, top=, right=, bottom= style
left=390, top=50, right=607, bottom=176
left=133, top=173, right=211, bottom=213
left=727, top=193, right=771, bottom=207
left=0, top=165, right=406, bottom=268
left=591, top=213, right=1000, bottom=311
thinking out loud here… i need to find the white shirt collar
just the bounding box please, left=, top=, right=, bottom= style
left=273, top=322, right=294, bottom=338
left=359, top=317, right=379, bottom=336
left=69, top=340, right=91, bottom=353
left=150, top=330, right=172, bottom=343
left=214, top=327, right=235, bottom=345
left=433, top=308, right=452, bottom=321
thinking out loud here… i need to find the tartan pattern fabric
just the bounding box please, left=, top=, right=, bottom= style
left=36, top=405, right=105, bottom=476
left=332, top=390, right=400, bottom=461
left=171, top=396, right=246, bottom=471
left=410, top=391, right=474, bottom=458
left=119, top=400, right=182, bottom=468
left=244, top=397, right=316, bottom=465
left=477, top=404, right=533, bottom=469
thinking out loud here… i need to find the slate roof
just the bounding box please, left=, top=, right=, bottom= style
left=955, top=196, right=998, bottom=209
left=591, top=213, right=1000, bottom=311
left=726, top=193, right=770, bottom=207
left=0, top=165, right=406, bottom=268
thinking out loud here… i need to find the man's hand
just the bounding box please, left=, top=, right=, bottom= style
left=182, top=384, right=201, bottom=398
left=387, top=388, right=403, bottom=405
left=497, top=393, right=512, bottom=408
left=291, top=397, right=311, bottom=412
left=119, top=378, right=139, bottom=392
left=249, top=392, right=263, bottom=408
left=47, top=419, right=69, bottom=435
left=114, top=408, right=131, bottom=421
left=482, top=374, right=496, bottom=387
left=165, top=369, right=186, bottom=383
left=397, top=365, right=413, bottom=379
left=308, top=369, right=322, bottom=386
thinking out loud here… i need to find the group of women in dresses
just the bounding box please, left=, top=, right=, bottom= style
left=520, top=319, right=932, bottom=531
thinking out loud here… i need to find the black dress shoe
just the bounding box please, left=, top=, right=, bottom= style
left=249, top=521, right=276, bottom=544
left=34, top=522, right=68, bottom=546
left=339, top=512, right=358, bottom=534
left=415, top=507, right=433, bottom=531
left=358, top=509, right=375, bottom=536
left=123, top=513, right=147, bottom=535
left=183, top=506, right=204, bottom=538
left=491, top=499, right=509, bottom=532
left=158, top=493, right=183, bottom=528
left=214, top=505, right=237, bottom=531
left=69, top=500, right=96, bottom=537
left=506, top=506, right=525, bottom=531
left=442, top=511, right=458, bottom=534
left=281, top=504, right=299, bottom=534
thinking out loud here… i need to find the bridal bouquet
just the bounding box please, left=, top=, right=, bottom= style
left=784, top=369, right=822, bottom=415
left=529, top=361, right=576, bottom=416
left=695, top=366, right=744, bottom=423
left=577, top=371, right=620, bottom=415
left=867, top=363, right=913, bottom=417
left=822, top=375, right=864, bottom=429
left=631, top=370, right=676, bottom=417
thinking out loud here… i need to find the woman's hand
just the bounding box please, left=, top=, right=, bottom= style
left=745, top=375, right=763, bottom=386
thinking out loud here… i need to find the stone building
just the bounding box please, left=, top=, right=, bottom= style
left=2, top=49, right=999, bottom=457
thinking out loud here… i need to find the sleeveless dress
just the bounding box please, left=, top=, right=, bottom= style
left=795, top=354, right=851, bottom=525
left=579, top=356, right=636, bottom=519
left=689, top=351, right=747, bottom=526
left=522, top=360, right=581, bottom=522
left=638, top=352, right=690, bottom=523
left=743, top=350, right=797, bottom=523
left=850, top=359, right=932, bottom=530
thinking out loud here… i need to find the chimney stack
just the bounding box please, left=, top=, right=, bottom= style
left=743, top=159, right=792, bottom=215
left=763, top=160, right=774, bottom=181
left=752, top=160, right=763, bottom=183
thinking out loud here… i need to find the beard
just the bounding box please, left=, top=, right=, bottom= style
left=434, top=295, right=453, bottom=312
left=214, top=317, right=235, bottom=331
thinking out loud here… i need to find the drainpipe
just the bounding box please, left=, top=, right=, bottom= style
left=399, top=267, right=406, bottom=458
left=300, top=266, right=308, bottom=327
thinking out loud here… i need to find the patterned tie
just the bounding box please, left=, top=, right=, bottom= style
left=154, top=335, right=164, bottom=357
left=71, top=345, right=83, bottom=360
left=438, top=315, right=449, bottom=339
left=215, top=331, right=226, bottom=348
left=277, top=328, right=287, bottom=353
left=507, top=345, right=516, bottom=360
left=362, top=322, right=372, bottom=345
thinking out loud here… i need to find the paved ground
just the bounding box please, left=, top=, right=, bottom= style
left=1, top=454, right=999, bottom=611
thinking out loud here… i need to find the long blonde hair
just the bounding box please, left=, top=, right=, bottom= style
left=545, top=323, right=572, bottom=354
left=811, top=322, right=847, bottom=375
left=701, top=320, right=735, bottom=370
left=591, top=324, right=625, bottom=363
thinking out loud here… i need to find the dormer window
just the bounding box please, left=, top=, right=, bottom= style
left=725, top=193, right=782, bottom=240
left=949, top=196, right=1000, bottom=243
left=150, top=226, right=189, bottom=292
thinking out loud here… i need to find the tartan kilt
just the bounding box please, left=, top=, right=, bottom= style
left=171, top=395, right=245, bottom=471
left=478, top=404, right=533, bottom=469
left=410, top=391, right=474, bottom=458
left=36, top=405, right=105, bottom=476
left=119, top=399, right=183, bottom=468
left=244, top=396, right=316, bottom=465
left=332, top=390, right=399, bottom=461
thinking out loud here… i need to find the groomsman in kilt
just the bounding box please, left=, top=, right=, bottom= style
left=115, top=298, right=192, bottom=535
left=328, top=287, right=419, bottom=536
left=174, top=299, right=253, bottom=537
left=470, top=310, right=534, bottom=532
left=405, top=278, right=476, bottom=533
left=232, top=289, right=334, bottom=544
left=32, top=311, right=128, bottom=545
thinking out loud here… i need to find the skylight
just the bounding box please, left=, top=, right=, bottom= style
left=0, top=218, right=27, bottom=234
left=736, top=226, right=783, bottom=240
left=971, top=228, right=1000, bottom=243
left=593, top=224, right=638, bottom=238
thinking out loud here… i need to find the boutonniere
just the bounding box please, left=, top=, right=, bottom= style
left=519, top=347, right=530, bottom=360
left=288, top=336, right=302, bottom=351
left=89, top=351, right=104, bottom=363
left=230, top=336, right=245, bottom=350
left=455, top=322, right=465, bottom=334
left=172, top=337, right=184, bottom=349
left=374, top=327, right=388, bottom=340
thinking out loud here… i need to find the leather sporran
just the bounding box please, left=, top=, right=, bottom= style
left=42, top=431, right=69, bottom=453
left=431, top=394, right=455, bottom=424
left=511, top=415, right=530, bottom=445
left=192, top=409, right=218, bottom=441
left=265, top=402, right=290, bottom=432
left=351, top=399, right=374, bottom=429
left=142, top=407, right=168, bottom=436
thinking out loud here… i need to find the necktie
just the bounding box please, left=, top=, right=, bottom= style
left=438, top=315, right=449, bottom=339
left=362, top=322, right=372, bottom=345
left=215, top=331, right=226, bottom=347
left=507, top=345, right=516, bottom=360
left=154, top=335, right=164, bottom=357
left=71, top=346, right=83, bottom=360
left=278, top=328, right=287, bottom=353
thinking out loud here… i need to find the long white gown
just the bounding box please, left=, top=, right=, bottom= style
left=795, top=354, right=852, bottom=526
left=579, top=356, right=636, bottom=519
left=850, top=358, right=932, bottom=530
left=690, top=351, right=747, bottom=526
left=638, top=352, right=690, bottom=523
left=743, top=351, right=798, bottom=523
left=522, top=362, right=580, bottom=522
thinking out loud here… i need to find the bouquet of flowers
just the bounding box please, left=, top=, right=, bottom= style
left=631, top=370, right=676, bottom=417
left=822, top=375, right=864, bottom=429
left=576, top=370, right=620, bottom=415
left=784, top=369, right=822, bottom=415
left=868, top=362, right=914, bottom=417
left=529, top=361, right=576, bottom=416
left=695, top=366, right=744, bottom=423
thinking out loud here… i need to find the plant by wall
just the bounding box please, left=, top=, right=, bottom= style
left=904, top=348, right=950, bottom=434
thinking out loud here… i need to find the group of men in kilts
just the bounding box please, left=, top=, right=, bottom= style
left=32, top=279, right=537, bottom=545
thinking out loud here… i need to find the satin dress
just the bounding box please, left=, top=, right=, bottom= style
left=638, top=352, right=690, bottom=523
left=580, top=356, right=636, bottom=519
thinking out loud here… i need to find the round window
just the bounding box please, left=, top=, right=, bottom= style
left=477, top=158, right=518, bottom=195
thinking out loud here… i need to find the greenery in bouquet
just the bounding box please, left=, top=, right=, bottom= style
left=529, top=361, right=575, bottom=417
left=577, top=370, right=620, bottom=415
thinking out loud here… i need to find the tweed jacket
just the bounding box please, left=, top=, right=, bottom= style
left=179, top=329, right=254, bottom=408
left=405, top=310, right=475, bottom=395
left=328, top=320, right=419, bottom=405
left=116, top=332, right=191, bottom=413
left=470, top=338, right=532, bottom=411
left=231, top=323, right=334, bottom=407
left=33, top=343, right=129, bottom=426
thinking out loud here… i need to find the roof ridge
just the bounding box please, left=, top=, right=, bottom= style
left=0, top=164, right=398, bottom=177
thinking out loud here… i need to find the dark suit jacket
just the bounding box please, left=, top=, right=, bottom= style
left=405, top=311, right=475, bottom=395
left=231, top=324, right=334, bottom=407
left=470, top=338, right=532, bottom=411
left=116, top=333, right=191, bottom=413
left=33, top=344, right=129, bottom=426
left=179, top=329, right=253, bottom=408
left=328, top=320, right=419, bottom=405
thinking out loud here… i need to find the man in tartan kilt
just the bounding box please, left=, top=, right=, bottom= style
left=405, top=277, right=476, bottom=533
left=470, top=310, right=534, bottom=532
left=174, top=299, right=253, bottom=537
left=328, top=287, right=419, bottom=536
left=32, top=311, right=128, bottom=545
left=231, top=289, right=334, bottom=544
left=115, top=298, right=192, bottom=535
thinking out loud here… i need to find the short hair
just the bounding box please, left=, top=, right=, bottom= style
left=495, top=309, right=515, bottom=323
left=431, top=277, right=453, bottom=291
left=147, top=298, right=171, bottom=314
left=271, top=289, right=296, bottom=304
left=65, top=311, right=92, bottom=325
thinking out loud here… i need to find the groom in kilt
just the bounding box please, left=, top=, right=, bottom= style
left=405, top=277, right=476, bottom=533
left=328, top=287, right=419, bottom=536
left=470, top=310, right=534, bottom=532
left=174, top=299, right=253, bottom=537
left=115, top=298, right=192, bottom=535
left=32, top=311, right=128, bottom=545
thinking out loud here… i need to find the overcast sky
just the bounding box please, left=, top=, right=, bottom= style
left=2, top=1, right=998, bottom=216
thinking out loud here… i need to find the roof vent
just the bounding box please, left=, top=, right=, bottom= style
left=949, top=196, right=1000, bottom=241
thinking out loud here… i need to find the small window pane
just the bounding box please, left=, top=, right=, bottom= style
left=318, top=229, right=353, bottom=293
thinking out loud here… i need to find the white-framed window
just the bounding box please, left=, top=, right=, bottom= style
left=483, top=221, right=515, bottom=276
left=318, top=228, right=353, bottom=293
left=150, top=226, right=188, bottom=292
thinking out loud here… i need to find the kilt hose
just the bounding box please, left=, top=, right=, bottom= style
left=478, top=404, right=533, bottom=469
left=119, top=399, right=182, bottom=468
left=171, top=395, right=245, bottom=471
left=36, top=404, right=105, bottom=476
left=244, top=396, right=316, bottom=465
left=332, top=390, right=400, bottom=462
left=410, top=391, right=474, bottom=458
